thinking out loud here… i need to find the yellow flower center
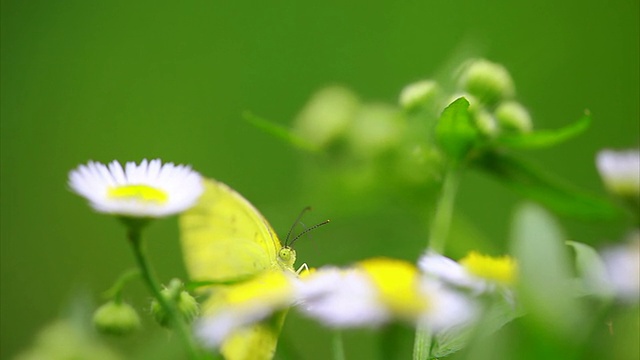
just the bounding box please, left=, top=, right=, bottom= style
left=459, top=251, right=517, bottom=285
left=108, top=185, right=168, bottom=203
left=359, top=258, right=428, bottom=318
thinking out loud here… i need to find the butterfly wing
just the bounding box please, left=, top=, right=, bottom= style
left=180, top=178, right=281, bottom=282
left=179, top=178, right=285, bottom=360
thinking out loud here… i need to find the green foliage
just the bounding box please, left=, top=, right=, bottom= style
left=495, top=113, right=592, bottom=149
left=435, top=97, right=480, bottom=164
left=476, top=151, right=619, bottom=220
left=510, top=203, right=585, bottom=339
left=244, top=111, right=320, bottom=153
left=566, top=241, right=613, bottom=299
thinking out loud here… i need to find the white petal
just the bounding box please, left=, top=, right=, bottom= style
left=296, top=268, right=389, bottom=327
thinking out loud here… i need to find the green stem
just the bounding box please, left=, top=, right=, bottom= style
left=104, top=268, right=140, bottom=304
left=428, top=165, right=460, bottom=253
left=332, top=330, right=346, bottom=360
left=414, top=165, right=462, bottom=360
left=127, top=226, right=201, bottom=359
left=412, top=325, right=433, bottom=360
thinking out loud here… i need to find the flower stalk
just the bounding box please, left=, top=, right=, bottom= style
left=428, top=165, right=461, bottom=253
left=103, top=268, right=140, bottom=304
left=127, top=224, right=202, bottom=359
left=332, top=330, right=346, bottom=360
left=414, top=165, right=462, bottom=360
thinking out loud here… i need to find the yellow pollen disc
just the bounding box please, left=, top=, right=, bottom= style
left=459, top=251, right=517, bottom=285
left=108, top=185, right=169, bottom=203
left=359, top=258, right=428, bottom=318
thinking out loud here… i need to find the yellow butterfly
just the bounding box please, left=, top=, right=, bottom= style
left=179, top=178, right=301, bottom=360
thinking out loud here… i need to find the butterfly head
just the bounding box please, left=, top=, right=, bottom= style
left=277, top=246, right=297, bottom=269
left=280, top=207, right=330, bottom=271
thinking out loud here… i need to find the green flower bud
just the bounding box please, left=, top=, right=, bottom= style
left=458, top=59, right=515, bottom=105
left=474, top=109, right=499, bottom=137
left=396, top=145, right=444, bottom=185
left=495, top=101, right=533, bottom=133
left=293, top=86, right=360, bottom=148
left=151, top=281, right=199, bottom=328
left=347, top=103, right=403, bottom=156
left=399, top=80, right=440, bottom=110
left=93, top=301, right=140, bottom=336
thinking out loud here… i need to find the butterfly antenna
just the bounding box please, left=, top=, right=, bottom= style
left=284, top=206, right=312, bottom=247
left=289, top=219, right=330, bottom=247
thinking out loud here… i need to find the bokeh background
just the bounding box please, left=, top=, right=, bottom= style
left=2, top=1, right=638, bottom=359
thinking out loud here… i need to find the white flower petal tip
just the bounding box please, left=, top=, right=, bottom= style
left=596, top=149, right=640, bottom=197
left=68, top=159, right=204, bottom=218
left=602, top=231, right=640, bottom=303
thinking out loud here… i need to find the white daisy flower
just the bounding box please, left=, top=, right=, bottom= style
left=295, top=258, right=475, bottom=330
left=68, top=159, right=203, bottom=218
left=596, top=149, right=640, bottom=197
left=195, top=270, right=297, bottom=348
left=419, top=250, right=517, bottom=294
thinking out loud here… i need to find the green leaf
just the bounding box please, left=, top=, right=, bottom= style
left=510, top=203, right=585, bottom=339
left=435, top=97, right=480, bottom=162
left=243, top=111, right=320, bottom=152
left=566, top=241, right=613, bottom=299
left=496, top=112, right=591, bottom=149
left=476, top=151, right=620, bottom=220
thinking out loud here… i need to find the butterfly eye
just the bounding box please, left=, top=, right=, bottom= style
left=278, top=247, right=297, bottom=267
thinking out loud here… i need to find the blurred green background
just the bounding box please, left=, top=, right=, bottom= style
left=1, top=1, right=638, bottom=359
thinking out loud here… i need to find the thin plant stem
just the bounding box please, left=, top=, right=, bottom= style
left=412, top=325, right=433, bottom=360
left=332, top=330, right=346, bottom=360
left=127, top=226, right=202, bottom=359
left=428, top=165, right=461, bottom=253
left=104, top=268, right=140, bottom=304
left=414, top=165, right=462, bottom=360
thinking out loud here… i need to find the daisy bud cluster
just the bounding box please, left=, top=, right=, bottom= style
left=283, top=58, right=541, bottom=206
left=151, top=279, right=199, bottom=328
left=404, top=58, right=532, bottom=139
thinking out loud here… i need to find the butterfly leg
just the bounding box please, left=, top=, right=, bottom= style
left=296, top=263, right=309, bottom=274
